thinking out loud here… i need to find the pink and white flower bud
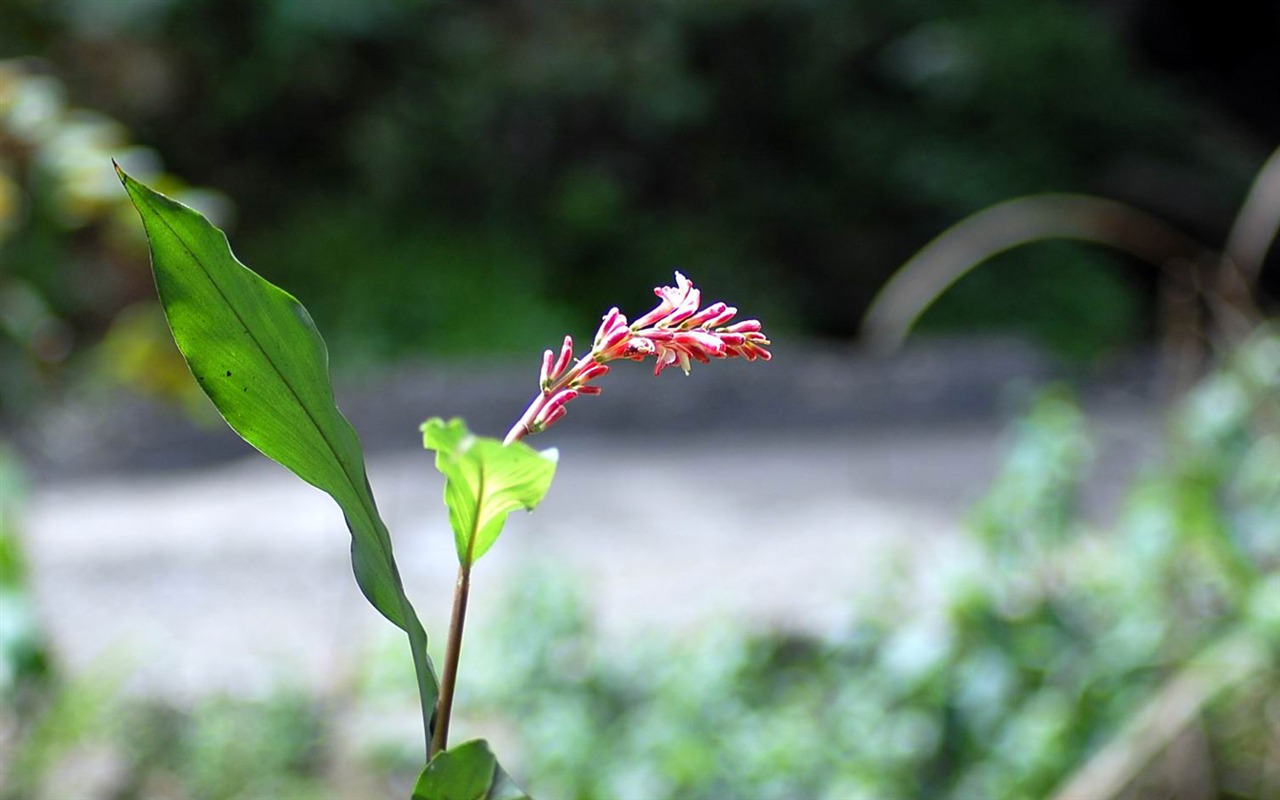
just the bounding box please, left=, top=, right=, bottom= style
left=533, top=405, right=566, bottom=431
left=594, top=307, right=624, bottom=345
left=551, top=335, right=575, bottom=381
left=724, top=319, right=762, bottom=333
left=630, top=301, right=673, bottom=330
left=575, top=363, right=610, bottom=384
left=660, top=287, right=702, bottom=327
left=683, top=302, right=728, bottom=327
left=704, top=306, right=738, bottom=328
left=726, top=335, right=772, bottom=361
left=533, top=388, right=578, bottom=427
left=539, top=349, right=555, bottom=387
left=598, top=324, right=632, bottom=355
left=675, top=330, right=726, bottom=356
left=632, top=272, right=694, bottom=328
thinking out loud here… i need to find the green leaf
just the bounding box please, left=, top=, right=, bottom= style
left=115, top=165, right=438, bottom=753
left=413, top=739, right=530, bottom=800
left=421, top=418, right=557, bottom=567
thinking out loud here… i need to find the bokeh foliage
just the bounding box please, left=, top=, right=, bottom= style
left=462, top=330, right=1279, bottom=800
left=0, top=58, right=226, bottom=415
left=5, top=0, right=1260, bottom=360
left=2, top=330, right=1274, bottom=797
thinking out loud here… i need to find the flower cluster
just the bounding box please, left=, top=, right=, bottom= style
left=504, top=272, right=771, bottom=444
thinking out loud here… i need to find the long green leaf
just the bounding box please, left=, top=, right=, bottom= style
left=116, top=164, right=438, bottom=754
left=421, top=418, right=557, bottom=567
left=413, top=739, right=530, bottom=800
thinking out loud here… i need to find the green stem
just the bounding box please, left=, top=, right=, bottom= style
left=430, top=563, right=471, bottom=757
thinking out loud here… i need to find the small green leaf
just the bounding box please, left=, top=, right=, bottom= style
left=413, top=739, right=530, bottom=800
left=116, top=165, right=438, bottom=753
left=421, top=418, right=557, bottom=566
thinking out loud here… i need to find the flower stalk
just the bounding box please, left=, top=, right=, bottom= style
left=433, top=272, right=769, bottom=759
left=430, top=563, right=471, bottom=758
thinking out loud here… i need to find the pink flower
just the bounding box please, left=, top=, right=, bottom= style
left=504, top=272, right=771, bottom=443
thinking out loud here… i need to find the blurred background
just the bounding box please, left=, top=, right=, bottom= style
left=1, top=0, right=1277, bottom=798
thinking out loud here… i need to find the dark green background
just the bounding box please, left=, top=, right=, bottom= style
left=4, top=0, right=1276, bottom=362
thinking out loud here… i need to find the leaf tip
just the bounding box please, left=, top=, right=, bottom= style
left=112, top=158, right=126, bottom=184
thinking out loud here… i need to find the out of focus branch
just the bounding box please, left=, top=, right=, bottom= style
left=861, top=193, right=1216, bottom=353
left=1216, top=145, right=1280, bottom=339
left=1049, top=630, right=1272, bottom=800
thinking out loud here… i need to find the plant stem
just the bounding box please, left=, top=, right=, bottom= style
left=503, top=399, right=541, bottom=445
left=430, top=563, right=472, bottom=757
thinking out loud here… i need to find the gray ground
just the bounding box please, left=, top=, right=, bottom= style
left=14, top=341, right=1164, bottom=701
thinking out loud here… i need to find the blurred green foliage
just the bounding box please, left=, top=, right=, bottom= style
left=1, top=329, right=1274, bottom=797
left=0, top=59, right=223, bottom=415
left=0, top=444, right=53, bottom=711
left=1, top=443, right=117, bottom=800
left=5, top=0, right=1256, bottom=361
left=459, top=328, right=1279, bottom=799
left=126, top=693, right=330, bottom=800
left=3, top=688, right=335, bottom=800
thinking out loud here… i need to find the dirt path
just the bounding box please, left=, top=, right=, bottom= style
left=21, top=408, right=1157, bottom=701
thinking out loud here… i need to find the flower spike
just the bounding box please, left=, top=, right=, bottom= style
left=504, top=272, right=771, bottom=444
